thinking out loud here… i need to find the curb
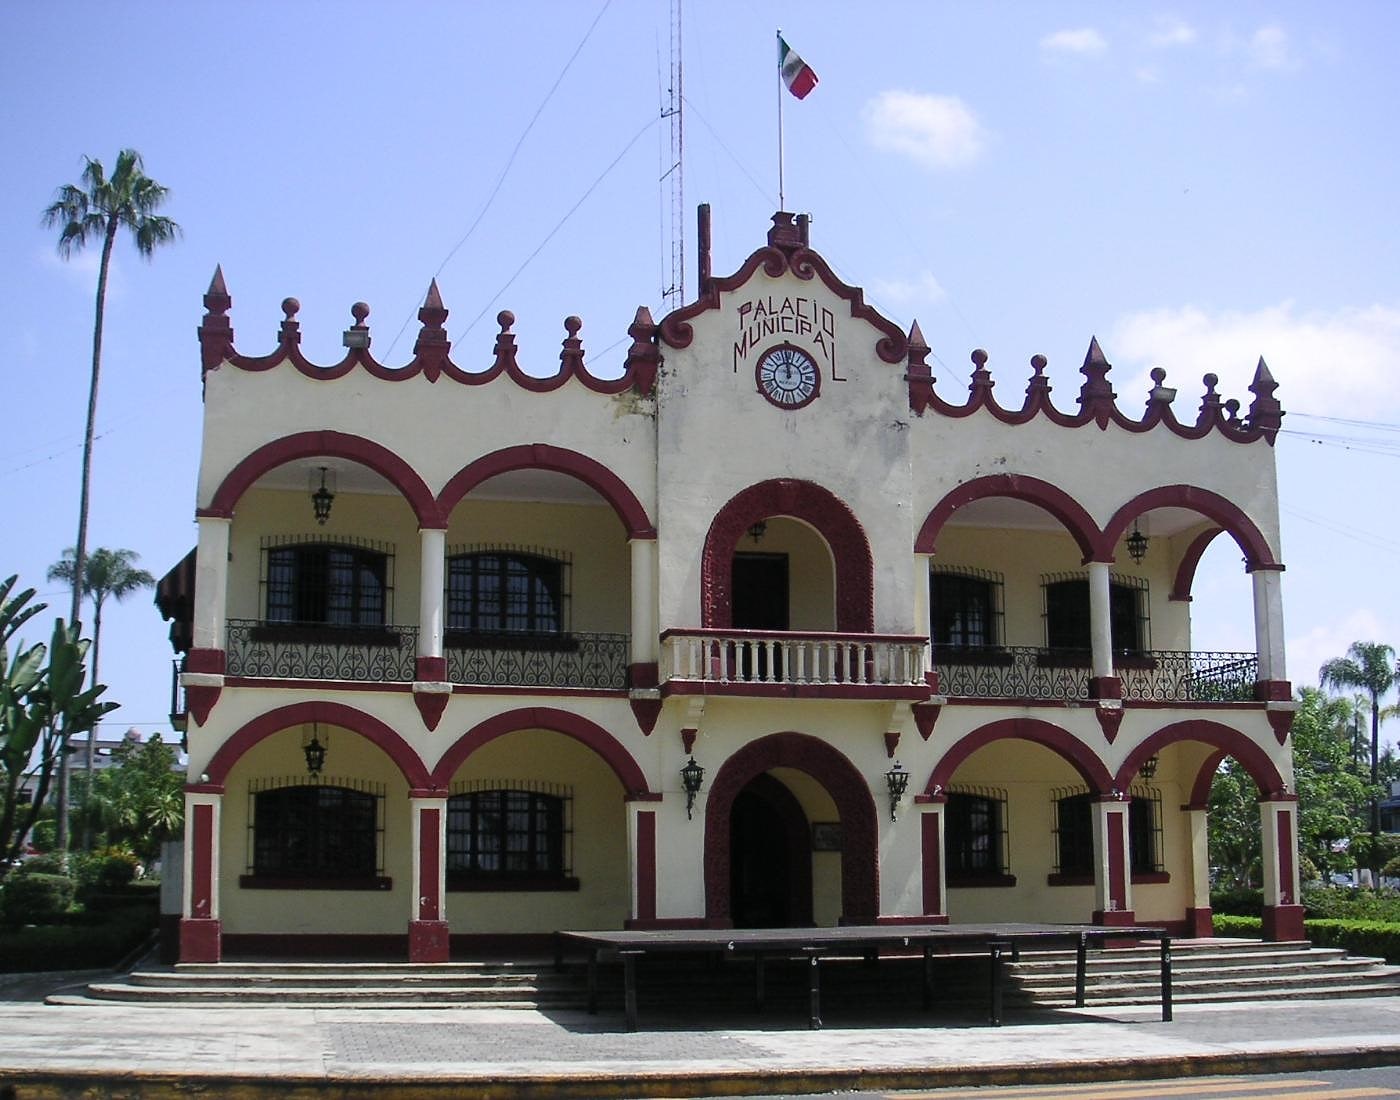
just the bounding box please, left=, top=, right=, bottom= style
left=4, top=1044, right=1400, bottom=1100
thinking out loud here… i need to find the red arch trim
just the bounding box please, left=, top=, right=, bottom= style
left=429, top=706, right=654, bottom=796
left=704, top=731, right=879, bottom=924
left=1116, top=719, right=1286, bottom=799
left=201, top=701, right=431, bottom=790
left=202, top=431, right=443, bottom=528
left=1171, top=527, right=1225, bottom=601
left=1099, top=486, right=1277, bottom=568
left=702, top=479, right=874, bottom=632
left=1188, top=749, right=1229, bottom=808
left=915, top=475, right=1100, bottom=562
left=437, top=444, right=656, bottom=539
left=925, top=718, right=1114, bottom=796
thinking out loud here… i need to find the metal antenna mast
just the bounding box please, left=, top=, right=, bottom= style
left=661, top=0, right=684, bottom=313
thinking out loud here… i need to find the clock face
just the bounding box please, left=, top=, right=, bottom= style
left=756, top=344, right=821, bottom=409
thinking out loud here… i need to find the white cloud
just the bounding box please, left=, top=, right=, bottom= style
left=1040, top=28, right=1108, bottom=57
left=1148, top=17, right=1197, bottom=48
left=1249, top=25, right=1293, bottom=70
left=36, top=244, right=121, bottom=298
left=1135, top=66, right=1161, bottom=85
left=1108, top=301, right=1400, bottom=419
left=863, top=91, right=988, bottom=171
left=1288, top=609, right=1391, bottom=693
left=870, top=272, right=946, bottom=310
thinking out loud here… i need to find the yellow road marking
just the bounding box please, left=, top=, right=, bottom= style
left=894, top=1077, right=1337, bottom=1099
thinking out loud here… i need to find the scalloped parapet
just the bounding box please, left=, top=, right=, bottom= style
left=659, top=211, right=908, bottom=366
left=905, top=337, right=1284, bottom=445
left=195, top=272, right=657, bottom=396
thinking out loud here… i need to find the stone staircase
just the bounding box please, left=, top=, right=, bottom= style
left=50, top=938, right=1400, bottom=1011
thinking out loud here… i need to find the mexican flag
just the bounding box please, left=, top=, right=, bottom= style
left=778, top=35, right=819, bottom=99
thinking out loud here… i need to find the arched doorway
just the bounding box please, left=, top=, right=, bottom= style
left=728, top=773, right=813, bottom=928
left=705, top=732, right=877, bottom=926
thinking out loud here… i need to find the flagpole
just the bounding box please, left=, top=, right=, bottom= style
left=776, top=27, right=785, bottom=212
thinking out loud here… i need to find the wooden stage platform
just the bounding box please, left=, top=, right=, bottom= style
left=558, top=922, right=1172, bottom=1030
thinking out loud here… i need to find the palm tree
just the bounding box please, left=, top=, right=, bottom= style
left=1320, top=642, right=1398, bottom=882
left=42, top=151, right=178, bottom=632
left=46, top=548, right=155, bottom=849
left=42, top=150, right=178, bottom=852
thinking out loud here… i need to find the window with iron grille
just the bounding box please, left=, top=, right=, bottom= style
left=445, top=547, right=570, bottom=636
left=1052, top=789, right=1096, bottom=876
left=930, top=567, right=1003, bottom=648
left=945, top=786, right=1011, bottom=882
left=446, top=781, right=575, bottom=888
left=1051, top=786, right=1162, bottom=878
left=262, top=536, right=393, bottom=626
left=1042, top=573, right=1150, bottom=653
left=245, top=777, right=386, bottom=886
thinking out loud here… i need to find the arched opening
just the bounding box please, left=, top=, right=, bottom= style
left=436, top=460, right=637, bottom=692
left=728, top=773, right=814, bottom=928
left=435, top=725, right=630, bottom=934
left=930, top=720, right=1113, bottom=926
left=705, top=733, right=877, bottom=926
left=703, top=479, right=873, bottom=632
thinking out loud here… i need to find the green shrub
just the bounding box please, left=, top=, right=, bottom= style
left=29, top=819, right=57, bottom=851
left=18, top=854, right=66, bottom=876
left=1303, top=886, right=1400, bottom=922
left=1, top=873, right=75, bottom=927
left=0, top=905, right=154, bottom=972
left=1212, top=913, right=1400, bottom=963
left=1210, top=887, right=1263, bottom=916
left=1298, top=855, right=1321, bottom=884
left=1212, top=914, right=1262, bottom=937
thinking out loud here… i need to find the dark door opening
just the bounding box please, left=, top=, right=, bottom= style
left=732, top=552, right=788, bottom=679
left=730, top=785, right=795, bottom=928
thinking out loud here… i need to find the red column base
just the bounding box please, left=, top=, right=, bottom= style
left=1088, top=676, right=1122, bottom=700
left=1261, top=903, right=1306, bottom=941
left=1093, top=909, right=1138, bottom=926
left=408, top=920, right=451, bottom=962
left=1184, top=907, right=1214, bottom=938
left=179, top=917, right=223, bottom=963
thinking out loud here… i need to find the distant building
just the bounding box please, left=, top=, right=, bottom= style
left=159, top=209, right=1299, bottom=965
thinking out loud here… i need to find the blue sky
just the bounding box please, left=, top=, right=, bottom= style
left=2, top=1, right=1397, bottom=744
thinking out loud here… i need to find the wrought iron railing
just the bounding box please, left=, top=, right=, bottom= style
left=225, top=619, right=419, bottom=682
left=933, top=646, right=1258, bottom=702
left=444, top=632, right=629, bottom=689
left=1120, top=651, right=1258, bottom=702
left=169, top=656, right=187, bottom=729
left=933, top=646, right=1088, bottom=700
left=662, top=629, right=927, bottom=688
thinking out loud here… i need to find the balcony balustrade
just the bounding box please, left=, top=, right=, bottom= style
left=933, top=646, right=1258, bottom=703
left=661, top=629, right=928, bottom=690
left=444, top=632, right=629, bottom=690
left=224, top=619, right=628, bottom=690
left=226, top=619, right=419, bottom=682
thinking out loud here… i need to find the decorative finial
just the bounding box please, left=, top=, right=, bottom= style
left=278, top=297, right=301, bottom=344
left=560, top=315, right=584, bottom=376
left=343, top=302, right=371, bottom=349
left=1147, top=366, right=1176, bottom=408
left=493, top=310, right=517, bottom=372
left=1247, top=356, right=1284, bottom=439
left=1197, top=372, right=1222, bottom=426
left=1078, top=336, right=1116, bottom=422
left=626, top=305, right=660, bottom=395
left=414, top=280, right=450, bottom=373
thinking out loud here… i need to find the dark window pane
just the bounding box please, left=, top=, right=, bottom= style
left=445, top=789, right=566, bottom=878
left=1056, top=793, right=1094, bottom=875
left=446, top=552, right=563, bottom=635
left=931, top=574, right=995, bottom=647
left=253, top=785, right=376, bottom=878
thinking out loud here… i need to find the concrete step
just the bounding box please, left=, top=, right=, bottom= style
left=57, top=938, right=1400, bottom=1010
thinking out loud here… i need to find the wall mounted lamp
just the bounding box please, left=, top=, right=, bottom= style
left=680, top=755, right=706, bottom=820
left=885, top=760, right=910, bottom=822
left=1126, top=520, right=1149, bottom=564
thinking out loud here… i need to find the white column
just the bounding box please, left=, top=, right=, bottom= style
left=410, top=796, right=449, bottom=924
left=1251, top=568, right=1286, bottom=682
left=1087, top=561, right=1114, bottom=680
left=182, top=791, right=222, bottom=921
left=913, top=553, right=933, bottom=680
left=419, top=528, right=446, bottom=662
left=1260, top=799, right=1299, bottom=908
left=1187, top=807, right=1211, bottom=912
left=630, top=538, right=658, bottom=667
left=1091, top=797, right=1132, bottom=917
left=192, top=517, right=231, bottom=651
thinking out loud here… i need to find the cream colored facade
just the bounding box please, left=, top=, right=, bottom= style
left=170, top=211, right=1301, bottom=962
